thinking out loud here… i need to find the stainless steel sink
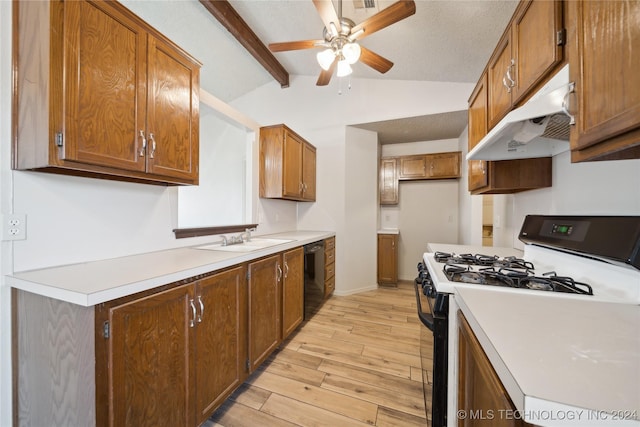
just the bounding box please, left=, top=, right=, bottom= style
left=195, top=238, right=293, bottom=252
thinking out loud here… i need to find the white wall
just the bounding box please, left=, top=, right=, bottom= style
left=1, top=2, right=13, bottom=424
left=381, top=140, right=460, bottom=280
left=457, top=139, right=640, bottom=247
left=494, top=151, right=640, bottom=249
left=232, top=76, right=474, bottom=294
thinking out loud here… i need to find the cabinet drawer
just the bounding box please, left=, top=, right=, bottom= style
left=324, top=237, right=335, bottom=251
left=325, top=262, right=335, bottom=280
left=324, top=237, right=335, bottom=266
left=325, top=248, right=335, bottom=266
left=324, top=274, right=335, bottom=298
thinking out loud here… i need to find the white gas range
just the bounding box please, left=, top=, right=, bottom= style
left=416, top=215, right=640, bottom=427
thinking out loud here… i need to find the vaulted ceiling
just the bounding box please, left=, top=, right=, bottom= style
left=122, top=0, right=519, bottom=143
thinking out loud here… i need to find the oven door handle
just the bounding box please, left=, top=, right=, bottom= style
left=414, top=279, right=435, bottom=331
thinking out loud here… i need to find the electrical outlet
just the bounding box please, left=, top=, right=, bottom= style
left=2, top=214, right=27, bottom=241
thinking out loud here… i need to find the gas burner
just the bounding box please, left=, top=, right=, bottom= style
left=474, top=254, right=500, bottom=266
left=493, top=256, right=534, bottom=270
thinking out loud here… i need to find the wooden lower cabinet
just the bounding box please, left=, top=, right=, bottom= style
left=458, top=311, right=532, bottom=427
left=247, top=254, right=282, bottom=372
left=282, top=247, right=304, bottom=339
left=16, top=246, right=313, bottom=427
left=324, top=237, right=336, bottom=298
left=96, top=265, right=247, bottom=427
left=377, top=233, right=398, bottom=286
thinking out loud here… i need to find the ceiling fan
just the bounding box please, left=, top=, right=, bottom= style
left=269, top=0, right=416, bottom=86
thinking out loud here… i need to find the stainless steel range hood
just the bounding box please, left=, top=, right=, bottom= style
left=467, top=64, right=574, bottom=161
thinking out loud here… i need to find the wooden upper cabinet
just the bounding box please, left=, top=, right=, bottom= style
left=379, top=157, right=399, bottom=205
left=398, top=155, right=428, bottom=179
left=468, top=73, right=489, bottom=192
left=13, top=0, right=200, bottom=186
left=427, top=152, right=461, bottom=179
left=568, top=0, right=640, bottom=162
left=487, top=0, right=564, bottom=128
left=302, top=141, right=317, bottom=200
left=260, top=124, right=317, bottom=202
left=146, top=36, right=200, bottom=181
left=487, top=32, right=515, bottom=129
left=398, top=153, right=461, bottom=180
left=469, top=157, right=552, bottom=195
left=511, top=0, right=564, bottom=102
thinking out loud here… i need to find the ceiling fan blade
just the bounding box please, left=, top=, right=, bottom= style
left=316, top=57, right=338, bottom=86
left=269, top=40, right=325, bottom=52
left=350, top=0, right=416, bottom=40
left=359, top=46, right=394, bottom=73
left=312, top=0, right=341, bottom=36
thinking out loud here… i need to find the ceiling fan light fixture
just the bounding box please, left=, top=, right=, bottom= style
left=317, top=49, right=336, bottom=70
left=337, top=58, right=353, bottom=77
left=342, top=42, right=361, bottom=64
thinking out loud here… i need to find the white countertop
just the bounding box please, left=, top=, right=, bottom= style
left=456, top=287, right=640, bottom=426
left=377, top=228, right=399, bottom=235
left=6, top=230, right=334, bottom=307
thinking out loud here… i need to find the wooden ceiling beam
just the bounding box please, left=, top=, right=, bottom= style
left=199, top=0, right=290, bottom=88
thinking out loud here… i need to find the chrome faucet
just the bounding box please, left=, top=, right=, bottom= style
left=241, top=227, right=257, bottom=242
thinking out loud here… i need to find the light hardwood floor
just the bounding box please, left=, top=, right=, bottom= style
left=204, top=281, right=433, bottom=427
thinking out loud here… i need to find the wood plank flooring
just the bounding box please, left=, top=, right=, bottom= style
left=204, top=281, right=432, bottom=427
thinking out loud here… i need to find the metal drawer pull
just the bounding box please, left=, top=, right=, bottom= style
left=149, top=133, right=156, bottom=159
left=562, top=82, right=576, bottom=125
left=197, top=295, right=204, bottom=323
left=139, top=130, right=147, bottom=156
left=189, top=299, right=196, bottom=328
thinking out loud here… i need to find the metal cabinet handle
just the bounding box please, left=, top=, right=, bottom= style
left=197, top=295, right=204, bottom=323
left=481, top=162, right=486, bottom=175
left=276, top=264, right=283, bottom=282
left=284, top=262, right=289, bottom=278
left=149, top=133, right=156, bottom=159
left=562, top=82, right=576, bottom=125
left=139, top=130, right=147, bottom=156
left=189, top=299, right=196, bottom=328
left=505, top=59, right=516, bottom=93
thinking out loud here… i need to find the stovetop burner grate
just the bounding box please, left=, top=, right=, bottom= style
left=438, top=253, right=594, bottom=296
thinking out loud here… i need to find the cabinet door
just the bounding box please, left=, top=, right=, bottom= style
left=468, top=74, right=490, bottom=192
left=302, top=142, right=317, bottom=201
left=62, top=0, right=147, bottom=172
left=379, top=157, right=399, bottom=205
left=248, top=254, right=282, bottom=371
left=282, top=247, right=304, bottom=339
left=511, top=0, right=563, bottom=103
left=283, top=131, right=303, bottom=198
left=377, top=234, right=398, bottom=285
left=458, top=311, right=526, bottom=427
left=147, top=36, right=200, bottom=182
left=194, top=266, right=247, bottom=425
left=108, top=284, right=194, bottom=427
left=569, top=1, right=640, bottom=155
left=398, top=155, right=428, bottom=179
left=427, top=152, right=461, bottom=178
left=487, top=32, right=514, bottom=129
left=468, top=161, right=489, bottom=192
